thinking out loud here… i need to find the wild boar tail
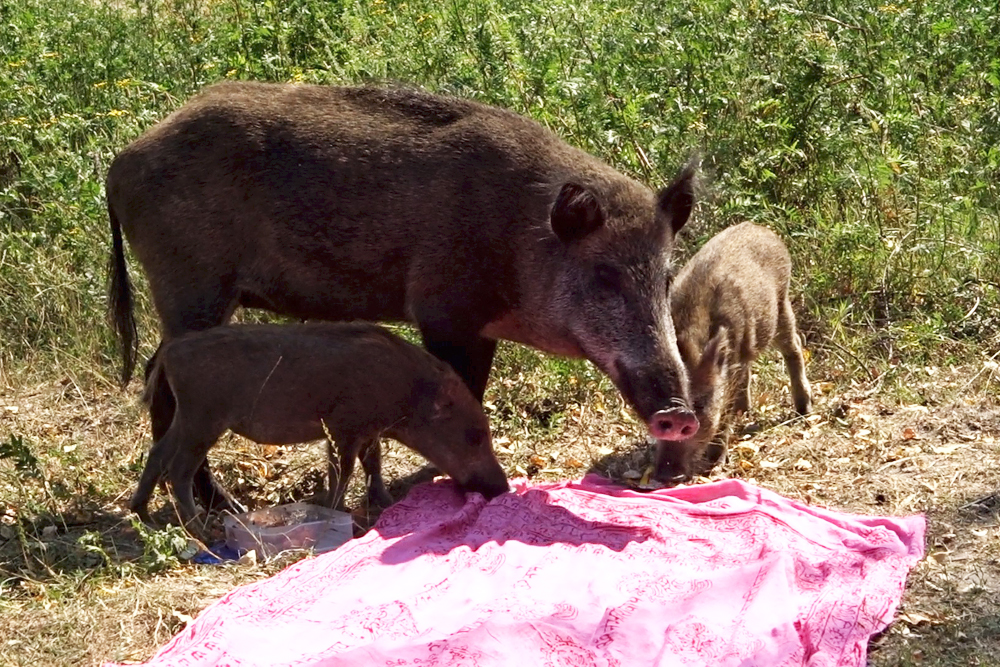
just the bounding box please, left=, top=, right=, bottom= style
left=107, top=196, right=138, bottom=387
left=140, top=349, right=164, bottom=407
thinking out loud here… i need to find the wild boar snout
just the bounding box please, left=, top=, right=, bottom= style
left=650, top=407, right=699, bottom=441
left=458, top=467, right=511, bottom=500
left=651, top=437, right=696, bottom=486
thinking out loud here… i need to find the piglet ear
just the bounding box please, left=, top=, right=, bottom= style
left=551, top=183, right=606, bottom=245
left=698, top=328, right=729, bottom=376
left=656, top=160, right=698, bottom=237
left=432, top=374, right=467, bottom=419
left=411, top=376, right=443, bottom=415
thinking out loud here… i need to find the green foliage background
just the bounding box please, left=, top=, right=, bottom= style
left=1, top=0, right=998, bottom=379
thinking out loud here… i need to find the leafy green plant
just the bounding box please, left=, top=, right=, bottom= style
left=0, top=433, right=41, bottom=478
left=130, top=518, right=192, bottom=575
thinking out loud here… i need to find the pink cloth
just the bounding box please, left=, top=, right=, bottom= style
left=107, top=475, right=925, bottom=667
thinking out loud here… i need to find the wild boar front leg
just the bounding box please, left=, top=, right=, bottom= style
left=325, top=432, right=361, bottom=511
left=413, top=300, right=497, bottom=403
left=732, top=364, right=752, bottom=415
left=359, top=438, right=394, bottom=508
left=697, top=414, right=734, bottom=476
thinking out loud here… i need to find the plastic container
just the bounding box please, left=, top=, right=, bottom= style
left=223, top=502, right=354, bottom=558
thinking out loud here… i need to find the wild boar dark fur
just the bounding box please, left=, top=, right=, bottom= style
left=653, top=222, right=812, bottom=484
left=107, top=82, right=699, bottom=446
left=129, top=322, right=508, bottom=529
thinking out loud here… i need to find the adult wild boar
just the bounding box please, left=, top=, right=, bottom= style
left=653, top=222, right=812, bottom=485
left=107, top=82, right=699, bottom=442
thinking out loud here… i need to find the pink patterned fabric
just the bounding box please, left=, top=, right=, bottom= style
left=106, top=475, right=925, bottom=667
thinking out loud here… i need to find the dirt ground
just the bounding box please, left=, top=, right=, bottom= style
left=1, top=357, right=999, bottom=666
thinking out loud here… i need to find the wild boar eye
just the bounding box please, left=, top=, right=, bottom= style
left=594, top=264, right=621, bottom=292
left=465, top=428, right=488, bottom=448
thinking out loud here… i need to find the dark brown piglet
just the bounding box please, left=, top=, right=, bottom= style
left=653, top=222, right=812, bottom=485
left=129, top=322, right=508, bottom=530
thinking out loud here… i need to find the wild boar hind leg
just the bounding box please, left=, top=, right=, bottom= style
left=146, top=347, right=241, bottom=514
left=776, top=298, right=812, bottom=416
left=162, top=423, right=228, bottom=531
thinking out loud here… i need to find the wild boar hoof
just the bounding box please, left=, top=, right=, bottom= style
left=701, top=443, right=726, bottom=467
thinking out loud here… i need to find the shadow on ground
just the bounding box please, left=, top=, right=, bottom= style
left=869, top=609, right=1000, bottom=666
left=0, top=505, right=144, bottom=587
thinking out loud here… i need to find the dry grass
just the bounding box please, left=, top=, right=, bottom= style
left=2, top=351, right=1000, bottom=666
left=2, top=567, right=271, bottom=666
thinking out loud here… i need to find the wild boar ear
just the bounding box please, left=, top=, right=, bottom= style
left=550, top=182, right=606, bottom=245
left=656, top=161, right=698, bottom=237
left=699, top=328, right=729, bottom=375
left=432, top=374, right=465, bottom=418
left=412, top=377, right=443, bottom=415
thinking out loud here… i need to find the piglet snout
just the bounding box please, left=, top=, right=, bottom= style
left=649, top=407, right=699, bottom=441
left=460, top=469, right=511, bottom=501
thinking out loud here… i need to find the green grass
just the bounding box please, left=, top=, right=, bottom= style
left=1, top=0, right=998, bottom=381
